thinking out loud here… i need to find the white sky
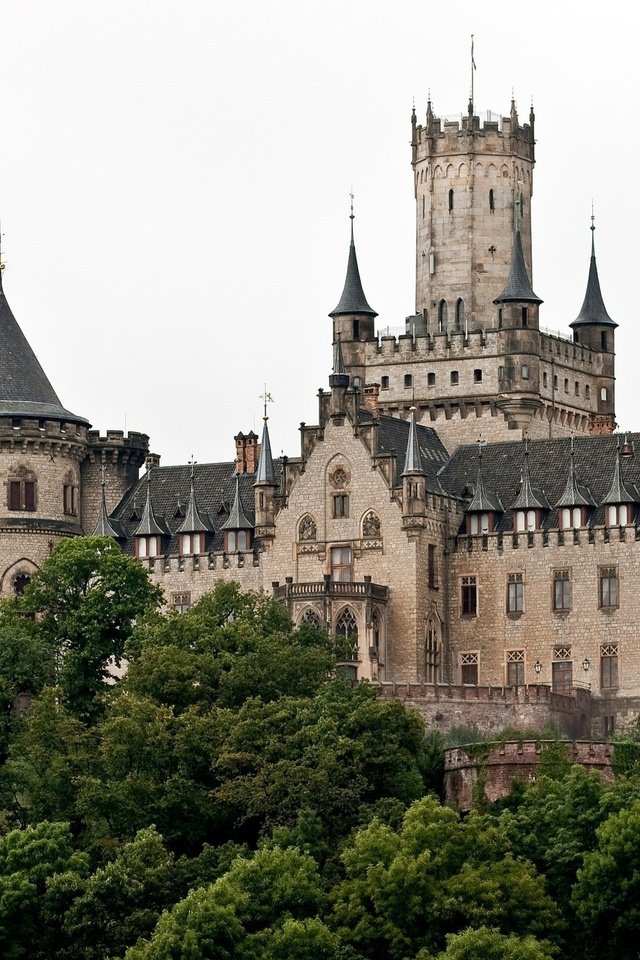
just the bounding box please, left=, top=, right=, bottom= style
left=0, top=1, right=636, bottom=465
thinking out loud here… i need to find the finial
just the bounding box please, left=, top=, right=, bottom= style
left=590, top=202, right=596, bottom=256
left=349, top=189, right=355, bottom=244
left=514, top=194, right=521, bottom=233
left=188, top=454, right=197, bottom=480
left=259, top=384, right=274, bottom=421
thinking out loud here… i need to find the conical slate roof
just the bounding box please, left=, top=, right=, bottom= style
left=221, top=474, right=254, bottom=530
left=0, top=269, right=89, bottom=423
left=177, top=469, right=214, bottom=534
left=467, top=448, right=503, bottom=512
left=493, top=230, right=542, bottom=306
left=255, top=418, right=277, bottom=486
left=602, top=450, right=639, bottom=505
left=92, top=482, right=124, bottom=538
left=402, top=408, right=426, bottom=476
left=133, top=470, right=170, bottom=537
left=570, top=224, right=616, bottom=329
left=510, top=445, right=550, bottom=511
left=329, top=218, right=377, bottom=318
left=554, top=441, right=596, bottom=508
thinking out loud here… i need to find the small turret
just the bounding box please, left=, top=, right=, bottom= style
left=401, top=407, right=426, bottom=517
left=602, top=439, right=639, bottom=527
left=254, top=414, right=278, bottom=539
left=554, top=438, right=596, bottom=530
left=465, top=443, right=502, bottom=534
left=329, top=203, right=377, bottom=346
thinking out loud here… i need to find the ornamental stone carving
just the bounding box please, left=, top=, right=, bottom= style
left=298, top=514, right=317, bottom=541
left=362, top=511, right=381, bottom=538
left=329, top=466, right=350, bottom=489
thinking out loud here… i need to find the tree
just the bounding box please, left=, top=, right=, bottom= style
left=0, top=603, right=54, bottom=759
left=23, top=537, right=162, bottom=721
left=418, top=926, right=557, bottom=960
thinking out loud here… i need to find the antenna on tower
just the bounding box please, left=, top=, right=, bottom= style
left=470, top=35, right=477, bottom=113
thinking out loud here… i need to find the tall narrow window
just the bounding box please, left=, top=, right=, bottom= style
left=455, top=298, right=464, bottom=330
left=522, top=307, right=528, bottom=327
left=552, top=648, right=573, bottom=691
left=335, top=608, right=359, bottom=660
left=331, top=546, right=353, bottom=582
left=438, top=300, right=448, bottom=333
left=461, top=652, right=479, bottom=685
left=601, top=331, right=608, bottom=351
left=404, top=374, right=413, bottom=389
left=489, top=188, right=494, bottom=211
left=600, top=643, right=619, bottom=689
left=428, top=544, right=437, bottom=588
left=333, top=494, right=349, bottom=518
left=381, top=376, right=389, bottom=390
left=461, top=576, right=477, bottom=616
left=8, top=473, right=37, bottom=511
left=427, top=372, right=436, bottom=386
left=448, top=188, right=454, bottom=212
left=425, top=621, right=440, bottom=683
left=599, top=567, right=618, bottom=608
left=506, top=649, right=525, bottom=686
left=507, top=573, right=524, bottom=613
left=553, top=570, right=572, bottom=611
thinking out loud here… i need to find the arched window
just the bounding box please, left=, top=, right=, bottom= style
left=448, top=189, right=454, bottom=212
left=438, top=300, right=448, bottom=333
left=425, top=620, right=440, bottom=683
left=335, top=608, right=359, bottom=662
left=455, top=298, right=464, bottom=330
left=489, top=188, right=494, bottom=211
left=300, top=607, right=321, bottom=629
left=13, top=573, right=31, bottom=596
left=181, top=533, right=204, bottom=555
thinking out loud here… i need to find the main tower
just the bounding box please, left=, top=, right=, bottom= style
left=412, top=97, right=535, bottom=334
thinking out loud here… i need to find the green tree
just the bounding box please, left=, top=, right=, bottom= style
left=418, top=926, right=556, bottom=960
left=0, top=603, right=54, bottom=759
left=23, top=536, right=162, bottom=722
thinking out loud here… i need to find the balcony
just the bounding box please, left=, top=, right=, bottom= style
left=272, top=574, right=388, bottom=603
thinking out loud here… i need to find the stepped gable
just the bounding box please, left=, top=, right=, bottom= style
left=439, top=435, right=640, bottom=531
left=0, top=270, right=89, bottom=424
left=112, top=460, right=282, bottom=554
left=375, top=414, right=450, bottom=491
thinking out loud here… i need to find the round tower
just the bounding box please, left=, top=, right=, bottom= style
left=412, top=98, right=535, bottom=332
left=0, top=265, right=90, bottom=596
left=81, top=430, right=150, bottom=534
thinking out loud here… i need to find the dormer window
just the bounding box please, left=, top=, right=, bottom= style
left=560, top=507, right=584, bottom=530
left=515, top=509, right=538, bottom=532
left=226, top=530, right=251, bottom=553
left=136, top=536, right=160, bottom=558
left=607, top=504, right=632, bottom=528
left=181, top=532, right=205, bottom=555
left=468, top=513, right=493, bottom=535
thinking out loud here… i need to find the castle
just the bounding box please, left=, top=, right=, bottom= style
left=1, top=94, right=636, bottom=738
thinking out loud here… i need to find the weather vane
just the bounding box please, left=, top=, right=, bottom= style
left=259, top=384, right=274, bottom=420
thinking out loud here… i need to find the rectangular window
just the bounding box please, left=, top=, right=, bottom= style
left=331, top=545, right=353, bottom=582
left=599, top=567, right=618, bottom=608
left=553, top=570, right=571, bottom=611
left=461, top=652, right=479, bottom=685
left=333, top=494, right=349, bottom=518
left=8, top=479, right=37, bottom=511
left=9, top=481, right=21, bottom=510
left=473, top=369, right=482, bottom=383
left=507, top=573, right=524, bottom=613
left=172, top=592, right=191, bottom=613
left=461, top=576, right=477, bottom=616
left=601, top=643, right=619, bottom=689
left=404, top=374, right=413, bottom=388
left=63, top=484, right=78, bottom=515
left=552, top=654, right=573, bottom=691
left=428, top=544, right=438, bottom=589
left=506, top=649, right=525, bottom=686
left=543, top=371, right=548, bottom=388
left=427, top=372, right=436, bottom=386
left=381, top=376, right=389, bottom=389
left=450, top=371, right=459, bottom=385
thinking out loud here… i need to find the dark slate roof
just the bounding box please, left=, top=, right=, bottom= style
left=329, top=221, right=378, bottom=318
left=438, top=435, right=640, bottom=532
left=112, top=460, right=277, bottom=554
left=570, top=228, right=616, bottom=329
left=510, top=449, right=551, bottom=511
left=602, top=453, right=640, bottom=505
left=554, top=445, right=597, bottom=508
left=177, top=472, right=214, bottom=534
left=92, top=485, right=125, bottom=538
left=402, top=409, right=426, bottom=476
left=493, top=230, right=542, bottom=305
left=467, top=452, right=503, bottom=513
left=221, top=474, right=254, bottom=530
left=376, top=414, right=450, bottom=492
left=133, top=472, right=172, bottom=537
left=0, top=270, right=89, bottom=424
left=254, top=418, right=277, bottom=486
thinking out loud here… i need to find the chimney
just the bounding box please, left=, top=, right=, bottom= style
left=362, top=383, right=380, bottom=419
left=145, top=453, right=161, bottom=469
left=234, top=430, right=261, bottom=474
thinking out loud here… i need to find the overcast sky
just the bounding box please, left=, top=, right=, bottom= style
left=0, top=1, right=635, bottom=465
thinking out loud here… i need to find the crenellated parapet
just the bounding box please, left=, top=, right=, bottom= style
left=81, top=430, right=150, bottom=533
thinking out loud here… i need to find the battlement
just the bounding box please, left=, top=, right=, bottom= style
left=87, top=429, right=150, bottom=452
left=414, top=108, right=534, bottom=159
left=444, top=739, right=614, bottom=809
left=0, top=416, right=88, bottom=445
left=453, top=523, right=640, bottom=556
left=378, top=680, right=589, bottom=712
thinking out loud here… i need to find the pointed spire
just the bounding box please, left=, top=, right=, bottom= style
left=570, top=213, right=617, bottom=330
left=554, top=438, right=596, bottom=508
left=493, top=220, right=542, bottom=305
left=329, top=333, right=350, bottom=390
left=92, top=466, right=123, bottom=538
left=511, top=439, right=549, bottom=510
left=255, top=415, right=277, bottom=486
left=602, top=440, right=639, bottom=505
left=402, top=407, right=425, bottom=476
left=177, top=460, right=213, bottom=534
left=221, top=474, right=254, bottom=530
left=467, top=441, right=502, bottom=512
left=329, top=200, right=377, bottom=319
left=133, top=467, right=168, bottom=537
left=0, top=246, right=89, bottom=423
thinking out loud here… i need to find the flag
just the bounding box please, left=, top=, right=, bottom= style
left=472, top=35, right=476, bottom=70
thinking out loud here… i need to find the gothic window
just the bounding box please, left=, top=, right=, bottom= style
left=335, top=607, right=359, bottom=661
left=172, top=592, right=191, bottom=613
left=506, top=649, right=525, bottom=686
left=461, top=576, right=477, bottom=616
left=507, top=573, right=524, bottom=613
left=8, top=468, right=37, bottom=511
left=298, top=515, right=317, bottom=541
left=362, top=511, right=381, bottom=538
left=438, top=300, right=448, bottom=333
left=455, top=298, right=464, bottom=330
left=553, top=569, right=572, bottom=611
left=13, top=573, right=31, bottom=596
left=599, top=567, right=618, bottom=609
left=331, top=545, right=352, bottom=582
left=333, top=495, right=349, bottom=518
left=63, top=471, right=78, bottom=516
left=425, top=620, right=440, bottom=683
left=489, top=188, right=494, bottom=211
left=461, top=652, right=479, bottom=685
left=448, top=188, right=454, bottom=212
left=300, top=607, right=322, bottom=628
left=601, top=643, right=619, bottom=689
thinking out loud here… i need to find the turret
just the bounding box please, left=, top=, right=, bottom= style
left=401, top=407, right=426, bottom=517
left=570, top=217, right=616, bottom=434
left=554, top=437, right=596, bottom=530
left=254, top=415, right=278, bottom=539
left=465, top=444, right=502, bottom=534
